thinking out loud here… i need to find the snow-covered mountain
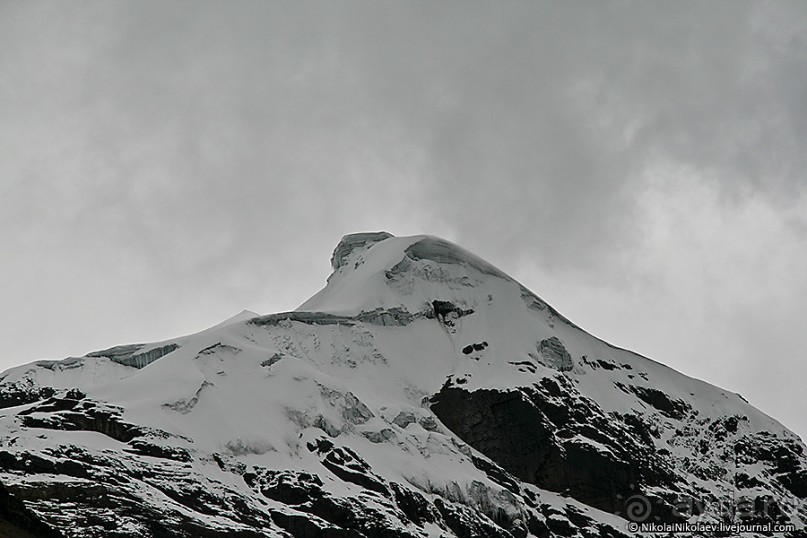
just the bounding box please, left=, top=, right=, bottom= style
left=0, top=232, right=804, bottom=537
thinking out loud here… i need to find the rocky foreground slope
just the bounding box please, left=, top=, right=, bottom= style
left=0, top=232, right=804, bottom=537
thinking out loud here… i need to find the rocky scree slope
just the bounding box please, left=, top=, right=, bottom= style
left=0, top=232, right=804, bottom=538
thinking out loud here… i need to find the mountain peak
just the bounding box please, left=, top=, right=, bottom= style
left=1, top=232, right=804, bottom=537
left=300, top=233, right=520, bottom=316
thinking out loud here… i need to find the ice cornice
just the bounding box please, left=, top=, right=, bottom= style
left=330, top=231, right=394, bottom=271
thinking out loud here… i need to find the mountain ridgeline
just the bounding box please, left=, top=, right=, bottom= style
left=0, top=232, right=804, bottom=537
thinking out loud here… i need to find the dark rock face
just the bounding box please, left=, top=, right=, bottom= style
left=470, top=455, right=520, bottom=495
left=256, top=438, right=622, bottom=538
left=307, top=437, right=388, bottom=495
left=626, top=384, right=690, bottom=420
left=389, top=482, right=438, bottom=527
left=0, top=448, right=278, bottom=537
left=249, top=466, right=415, bottom=538
left=462, top=342, right=489, bottom=355
left=0, top=480, right=63, bottom=537
left=125, top=440, right=192, bottom=462
left=0, top=383, right=55, bottom=410
left=736, top=432, right=807, bottom=500
left=430, top=382, right=684, bottom=518
left=429, top=369, right=807, bottom=532
left=0, top=419, right=631, bottom=538
left=430, top=300, right=474, bottom=324
left=430, top=388, right=564, bottom=487
left=19, top=397, right=146, bottom=443
left=434, top=497, right=513, bottom=538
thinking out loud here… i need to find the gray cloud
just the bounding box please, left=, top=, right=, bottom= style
left=1, top=1, right=805, bottom=437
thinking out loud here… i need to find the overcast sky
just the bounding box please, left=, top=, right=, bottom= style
left=1, top=1, right=805, bottom=439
